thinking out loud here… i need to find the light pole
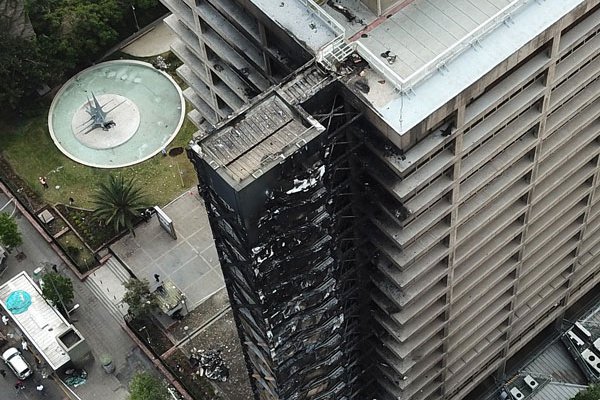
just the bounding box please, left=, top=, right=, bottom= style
left=131, top=4, right=140, bottom=31
left=181, top=293, right=189, bottom=316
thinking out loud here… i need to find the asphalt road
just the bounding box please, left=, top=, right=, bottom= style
left=0, top=194, right=69, bottom=400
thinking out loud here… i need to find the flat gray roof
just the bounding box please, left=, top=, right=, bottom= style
left=0, top=272, right=71, bottom=370
left=355, top=0, right=518, bottom=79
left=248, top=0, right=582, bottom=135
left=523, top=340, right=587, bottom=385
left=350, top=0, right=583, bottom=134
left=529, top=382, right=587, bottom=400
left=249, top=0, right=342, bottom=54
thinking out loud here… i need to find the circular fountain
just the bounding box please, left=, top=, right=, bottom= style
left=48, top=60, right=185, bottom=168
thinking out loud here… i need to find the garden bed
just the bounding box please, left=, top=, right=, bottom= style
left=43, top=211, right=69, bottom=237
left=55, top=231, right=97, bottom=273
left=55, top=204, right=118, bottom=251
left=128, top=317, right=174, bottom=357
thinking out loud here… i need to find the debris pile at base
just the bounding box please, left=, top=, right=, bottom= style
left=189, top=348, right=229, bottom=382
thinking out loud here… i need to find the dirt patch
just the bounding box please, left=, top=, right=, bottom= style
left=128, top=317, right=174, bottom=356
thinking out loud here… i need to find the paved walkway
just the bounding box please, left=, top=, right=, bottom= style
left=111, top=189, right=225, bottom=311
left=121, top=20, right=177, bottom=57
left=0, top=191, right=150, bottom=400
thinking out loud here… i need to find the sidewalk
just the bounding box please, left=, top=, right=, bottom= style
left=121, top=20, right=177, bottom=57
left=111, top=189, right=225, bottom=311
left=0, top=192, right=150, bottom=400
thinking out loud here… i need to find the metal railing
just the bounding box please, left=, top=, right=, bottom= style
left=296, top=0, right=354, bottom=69
left=355, top=0, right=530, bottom=91
left=300, top=0, right=345, bottom=36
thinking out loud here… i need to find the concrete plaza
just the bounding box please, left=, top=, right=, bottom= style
left=111, top=189, right=225, bottom=310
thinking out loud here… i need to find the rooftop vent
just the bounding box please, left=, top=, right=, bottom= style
left=524, top=375, right=538, bottom=390
left=510, top=387, right=525, bottom=400
left=582, top=349, right=600, bottom=375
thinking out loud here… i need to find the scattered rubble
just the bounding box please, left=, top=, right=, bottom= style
left=189, top=348, right=230, bottom=382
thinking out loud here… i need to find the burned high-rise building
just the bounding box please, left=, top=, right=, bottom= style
left=163, top=0, right=600, bottom=398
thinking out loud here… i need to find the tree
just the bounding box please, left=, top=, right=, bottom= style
left=128, top=371, right=169, bottom=400
left=91, top=175, right=148, bottom=237
left=0, top=213, right=23, bottom=251
left=573, top=384, right=600, bottom=400
left=0, top=31, right=50, bottom=110
left=41, top=271, right=74, bottom=315
left=122, top=278, right=159, bottom=320
left=25, top=0, right=123, bottom=67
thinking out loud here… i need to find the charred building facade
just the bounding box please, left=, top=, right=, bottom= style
left=166, top=0, right=600, bottom=399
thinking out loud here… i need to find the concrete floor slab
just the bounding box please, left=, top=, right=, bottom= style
left=157, top=242, right=197, bottom=268
left=187, top=229, right=215, bottom=253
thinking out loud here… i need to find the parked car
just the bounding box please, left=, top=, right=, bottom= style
left=2, top=347, right=32, bottom=379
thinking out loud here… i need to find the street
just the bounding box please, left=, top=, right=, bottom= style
left=0, top=191, right=151, bottom=400
left=0, top=196, right=65, bottom=399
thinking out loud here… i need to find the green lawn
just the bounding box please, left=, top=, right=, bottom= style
left=0, top=99, right=198, bottom=209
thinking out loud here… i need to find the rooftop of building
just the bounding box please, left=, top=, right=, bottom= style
left=191, top=0, right=583, bottom=183
left=250, top=0, right=343, bottom=54
left=0, top=272, right=71, bottom=370
left=493, top=299, right=600, bottom=400
left=191, top=63, right=334, bottom=188
left=250, top=0, right=583, bottom=134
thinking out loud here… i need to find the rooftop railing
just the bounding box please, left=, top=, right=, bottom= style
left=354, top=0, right=530, bottom=92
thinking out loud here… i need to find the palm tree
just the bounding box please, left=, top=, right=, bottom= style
left=91, top=175, right=148, bottom=237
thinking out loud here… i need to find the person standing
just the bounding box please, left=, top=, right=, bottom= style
left=1, top=315, right=8, bottom=325
left=38, top=176, right=49, bottom=189
left=21, top=340, right=28, bottom=352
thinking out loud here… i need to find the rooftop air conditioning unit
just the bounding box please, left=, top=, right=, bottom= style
left=582, top=349, right=600, bottom=375
left=509, top=387, right=525, bottom=400
left=524, top=375, right=538, bottom=390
